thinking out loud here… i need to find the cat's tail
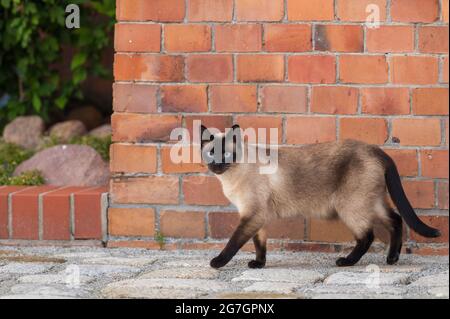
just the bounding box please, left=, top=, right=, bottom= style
left=378, top=149, right=441, bottom=238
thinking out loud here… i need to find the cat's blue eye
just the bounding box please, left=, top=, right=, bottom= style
left=206, top=151, right=214, bottom=158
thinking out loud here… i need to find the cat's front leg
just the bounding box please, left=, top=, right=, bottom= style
left=210, top=214, right=265, bottom=269
left=248, top=228, right=267, bottom=269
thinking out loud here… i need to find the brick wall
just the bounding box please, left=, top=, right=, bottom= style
left=111, top=0, right=449, bottom=255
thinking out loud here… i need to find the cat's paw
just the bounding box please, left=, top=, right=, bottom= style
left=210, top=256, right=228, bottom=269
left=336, top=257, right=356, bottom=267
left=386, top=253, right=400, bottom=265
left=248, top=260, right=265, bottom=269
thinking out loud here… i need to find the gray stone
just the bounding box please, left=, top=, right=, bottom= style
left=324, top=271, right=410, bottom=286
left=409, top=271, right=449, bottom=287
left=232, top=269, right=324, bottom=284
left=18, top=274, right=93, bottom=285
left=244, top=282, right=299, bottom=294
left=164, top=259, right=211, bottom=268
left=0, top=263, right=54, bottom=274
left=58, top=264, right=140, bottom=278
left=140, top=268, right=218, bottom=280
left=428, top=286, right=449, bottom=298
left=103, top=279, right=228, bottom=294
left=81, top=257, right=156, bottom=267
left=305, top=285, right=406, bottom=297
left=3, top=115, right=45, bottom=149
left=14, top=145, right=109, bottom=186
left=0, top=294, right=75, bottom=299
left=103, top=285, right=204, bottom=299
left=10, top=284, right=88, bottom=298
left=49, top=120, right=86, bottom=142
left=55, top=251, right=110, bottom=259
left=89, top=124, right=111, bottom=138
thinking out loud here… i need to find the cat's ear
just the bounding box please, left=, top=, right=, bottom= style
left=200, top=125, right=213, bottom=148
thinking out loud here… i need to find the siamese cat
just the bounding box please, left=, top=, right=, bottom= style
left=200, top=124, right=441, bottom=269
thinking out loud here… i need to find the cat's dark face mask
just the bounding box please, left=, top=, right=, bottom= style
left=200, top=124, right=242, bottom=175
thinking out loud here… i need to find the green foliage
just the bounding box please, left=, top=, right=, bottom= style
left=0, top=140, right=44, bottom=185
left=0, top=0, right=115, bottom=129
left=155, top=232, right=166, bottom=250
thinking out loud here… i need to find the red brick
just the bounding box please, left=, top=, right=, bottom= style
left=110, top=144, right=157, bottom=174
left=161, top=146, right=207, bottom=174
left=437, top=182, right=449, bottom=209
left=366, top=26, right=415, bottom=53
left=443, top=57, right=449, bottom=83
left=116, top=0, right=185, bottom=22
left=309, top=219, right=354, bottom=242
left=383, top=149, right=419, bottom=177
left=208, top=212, right=239, bottom=239
left=73, top=187, right=107, bottom=240
left=237, top=55, right=284, bottom=82
left=420, top=150, right=449, bottom=178
left=392, top=119, right=441, bottom=146
left=210, top=85, right=258, bottom=112
left=235, top=0, right=284, bottom=21
left=184, top=115, right=234, bottom=137
left=410, top=216, right=449, bottom=243
left=114, top=24, right=161, bottom=52
left=160, top=211, right=205, bottom=239
left=188, top=0, right=233, bottom=22
left=12, top=186, right=59, bottom=240
left=187, top=55, right=233, bottom=83
left=183, top=175, right=229, bottom=206
left=266, top=217, right=305, bottom=240
left=108, top=207, right=155, bottom=237
left=361, top=88, right=410, bottom=115
left=0, top=186, right=28, bottom=239
left=114, top=54, right=184, bottom=82
left=215, top=24, right=262, bottom=52
left=42, top=187, right=85, bottom=240
left=161, top=85, right=208, bottom=112
left=311, top=86, right=358, bottom=114
left=413, top=88, right=449, bottom=115
left=390, top=56, right=438, bottom=85
left=340, top=55, right=388, bottom=84
left=286, top=117, right=336, bottom=144
left=403, top=180, right=435, bottom=209
left=235, top=115, right=283, bottom=144
left=443, top=0, right=449, bottom=22
left=315, top=25, right=363, bottom=52
left=288, top=55, right=336, bottom=84
left=113, top=84, right=157, bottom=114
left=288, top=0, right=334, bottom=21
left=260, top=86, right=308, bottom=113
left=419, top=26, right=449, bottom=54
left=265, top=24, right=312, bottom=52
left=337, top=0, right=387, bottom=22
left=111, top=176, right=179, bottom=204
left=340, top=118, right=388, bottom=144
left=391, top=0, right=439, bottom=22
left=164, top=25, right=211, bottom=52
left=112, top=113, right=181, bottom=143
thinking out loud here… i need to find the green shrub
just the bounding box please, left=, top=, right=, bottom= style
left=0, top=0, right=115, bottom=130
left=0, top=140, right=44, bottom=185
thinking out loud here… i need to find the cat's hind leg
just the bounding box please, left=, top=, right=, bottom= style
left=384, top=209, right=403, bottom=265
left=336, top=230, right=374, bottom=267
left=248, top=228, right=267, bottom=269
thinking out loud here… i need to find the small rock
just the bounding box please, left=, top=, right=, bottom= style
left=103, top=279, right=228, bottom=295
left=58, top=264, right=140, bottom=278
left=324, top=271, right=410, bottom=286
left=18, top=274, right=93, bottom=285
left=68, top=106, right=103, bottom=130
left=102, top=284, right=204, bottom=299
left=140, top=268, right=218, bottom=280
left=49, top=120, right=86, bottom=142
left=89, top=124, right=111, bottom=138
left=409, top=271, right=449, bottom=287
left=14, top=145, right=109, bottom=186
left=10, top=284, right=89, bottom=298
left=244, top=282, right=299, bottom=294
left=0, top=294, right=74, bottom=299
left=3, top=116, right=45, bottom=149
left=81, top=257, right=156, bottom=267
left=0, top=263, right=54, bottom=274
left=232, top=269, right=324, bottom=285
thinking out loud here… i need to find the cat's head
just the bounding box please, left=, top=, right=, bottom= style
left=200, top=124, right=242, bottom=175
